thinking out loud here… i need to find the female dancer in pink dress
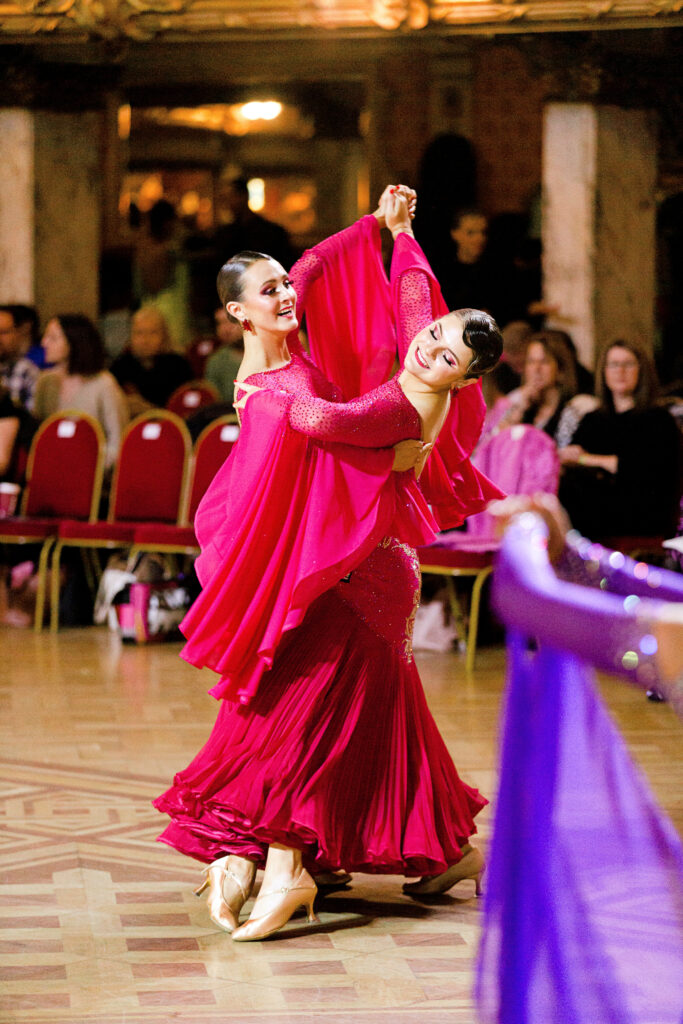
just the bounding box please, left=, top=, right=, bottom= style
left=154, top=190, right=504, bottom=941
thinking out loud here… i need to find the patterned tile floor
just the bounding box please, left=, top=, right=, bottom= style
left=0, top=625, right=680, bottom=1024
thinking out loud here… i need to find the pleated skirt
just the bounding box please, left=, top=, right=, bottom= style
left=154, top=540, right=486, bottom=877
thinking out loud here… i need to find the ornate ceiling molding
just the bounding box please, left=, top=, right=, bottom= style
left=1, top=0, right=682, bottom=40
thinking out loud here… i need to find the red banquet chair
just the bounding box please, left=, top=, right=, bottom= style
left=0, top=411, right=105, bottom=631
left=418, top=424, right=560, bottom=672
left=131, top=414, right=241, bottom=558
left=166, top=380, right=220, bottom=420
left=187, top=336, right=219, bottom=379
left=49, top=410, right=192, bottom=631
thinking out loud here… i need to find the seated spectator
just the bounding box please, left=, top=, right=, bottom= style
left=0, top=305, right=40, bottom=411
left=481, top=360, right=521, bottom=430
left=558, top=339, right=681, bottom=540
left=484, top=330, right=578, bottom=443
left=35, top=315, right=128, bottom=469
left=110, top=307, right=193, bottom=418
left=500, top=320, right=532, bottom=383
left=0, top=384, right=37, bottom=484
left=11, top=305, right=45, bottom=369
left=204, top=306, right=244, bottom=405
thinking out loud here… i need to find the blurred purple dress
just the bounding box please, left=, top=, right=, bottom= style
left=477, top=515, right=683, bottom=1024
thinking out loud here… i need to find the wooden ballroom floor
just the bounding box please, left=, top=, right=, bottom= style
left=0, top=623, right=681, bottom=1024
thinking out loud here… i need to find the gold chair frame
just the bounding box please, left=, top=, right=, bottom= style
left=419, top=559, right=494, bottom=673
left=0, top=410, right=105, bottom=632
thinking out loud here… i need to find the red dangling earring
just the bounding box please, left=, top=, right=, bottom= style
left=241, top=318, right=253, bottom=333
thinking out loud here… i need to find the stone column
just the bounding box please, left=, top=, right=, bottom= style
left=0, top=110, right=35, bottom=304
left=0, top=109, right=102, bottom=319
left=542, top=103, right=657, bottom=369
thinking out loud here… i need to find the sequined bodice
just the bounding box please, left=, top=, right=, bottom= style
left=243, top=353, right=422, bottom=448
left=243, top=352, right=341, bottom=403
left=241, top=355, right=423, bottom=661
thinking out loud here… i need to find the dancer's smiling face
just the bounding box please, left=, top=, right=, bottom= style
left=404, top=312, right=477, bottom=391
left=227, top=258, right=298, bottom=335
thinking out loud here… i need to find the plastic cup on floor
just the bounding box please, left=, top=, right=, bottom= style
left=0, top=482, right=21, bottom=518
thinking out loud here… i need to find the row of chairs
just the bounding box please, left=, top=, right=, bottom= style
left=0, top=409, right=240, bottom=632
left=7, top=411, right=648, bottom=667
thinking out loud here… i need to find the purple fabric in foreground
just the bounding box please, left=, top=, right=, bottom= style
left=476, top=516, right=683, bottom=1024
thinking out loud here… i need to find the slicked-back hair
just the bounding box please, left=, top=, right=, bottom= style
left=457, top=308, right=503, bottom=379
left=216, top=251, right=271, bottom=323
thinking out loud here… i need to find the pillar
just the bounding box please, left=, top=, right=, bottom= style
left=0, top=108, right=102, bottom=319
left=542, top=103, right=657, bottom=368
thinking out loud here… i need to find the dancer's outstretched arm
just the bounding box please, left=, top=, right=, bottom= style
left=490, top=494, right=683, bottom=712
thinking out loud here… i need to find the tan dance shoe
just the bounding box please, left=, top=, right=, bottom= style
left=193, top=855, right=256, bottom=932
left=402, top=846, right=485, bottom=897
left=231, top=869, right=318, bottom=942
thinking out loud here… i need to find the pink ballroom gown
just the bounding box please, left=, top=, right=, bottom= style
left=154, top=217, right=501, bottom=876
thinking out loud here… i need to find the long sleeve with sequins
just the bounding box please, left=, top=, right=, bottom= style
left=285, top=378, right=420, bottom=449
left=289, top=219, right=376, bottom=313
left=395, top=262, right=434, bottom=355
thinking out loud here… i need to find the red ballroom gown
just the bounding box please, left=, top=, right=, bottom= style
left=154, top=218, right=497, bottom=877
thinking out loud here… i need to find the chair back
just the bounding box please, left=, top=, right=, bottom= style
left=187, top=336, right=219, bottom=378
left=109, top=410, right=192, bottom=524
left=22, top=411, right=105, bottom=521
left=166, top=380, right=220, bottom=419
left=188, top=416, right=240, bottom=520
left=467, top=425, right=560, bottom=540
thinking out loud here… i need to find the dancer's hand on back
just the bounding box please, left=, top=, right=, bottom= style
left=392, top=439, right=432, bottom=473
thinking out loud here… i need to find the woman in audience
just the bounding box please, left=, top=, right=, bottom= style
left=155, top=189, right=503, bottom=942
left=487, top=330, right=578, bottom=442
left=110, top=306, right=193, bottom=418
left=558, top=338, right=681, bottom=540
left=34, top=315, right=128, bottom=469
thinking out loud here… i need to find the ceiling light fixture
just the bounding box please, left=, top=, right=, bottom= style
left=240, top=101, right=283, bottom=121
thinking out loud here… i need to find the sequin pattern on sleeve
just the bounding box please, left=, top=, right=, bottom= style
left=397, top=270, right=434, bottom=354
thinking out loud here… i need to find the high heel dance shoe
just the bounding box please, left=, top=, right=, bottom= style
left=193, top=855, right=255, bottom=932
left=232, top=869, right=318, bottom=942
left=402, top=846, right=485, bottom=897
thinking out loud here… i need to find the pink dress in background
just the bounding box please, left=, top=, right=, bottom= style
left=154, top=218, right=500, bottom=876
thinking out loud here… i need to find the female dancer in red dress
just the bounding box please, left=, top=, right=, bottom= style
left=154, top=190, right=504, bottom=941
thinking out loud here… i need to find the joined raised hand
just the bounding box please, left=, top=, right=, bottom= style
left=373, top=184, right=417, bottom=227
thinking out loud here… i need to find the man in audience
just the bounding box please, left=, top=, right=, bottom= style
left=110, top=306, right=193, bottom=418
left=0, top=305, right=40, bottom=411
left=11, top=305, right=45, bottom=369
left=433, top=208, right=500, bottom=318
